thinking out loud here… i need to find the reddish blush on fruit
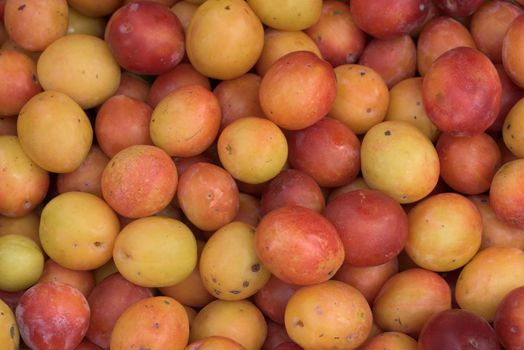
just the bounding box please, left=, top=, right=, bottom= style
left=494, top=285, right=524, bottom=350
left=260, top=169, right=325, bottom=216
left=287, top=118, right=360, bottom=188
left=86, top=273, right=153, bottom=349
left=436, top=133, right=501, bottom=194
left=358, top=35, right=417, bottom=89
left=423, top=47, right=501, bottom=136
left=105, top=1, right=185, bottom=75
left=350, top=0, right=429, bottom=39
left=255, top=206, right=344, bottom=285
left=259, top=51, right=337, bottom=130
left=324, top=189, right=408, bottom=267
left=95, top=95, right=153, bottom=158
left=304, top=0, right=366, bottom=66
left=16, top=282, right=90, bottom=350
left=254, top=275, right=300, bottom=325
left=101, top=145, right=178, bottom=219
left=147, top=63, right=211, bottom=108
left=418, top=309, right=500, bottom=350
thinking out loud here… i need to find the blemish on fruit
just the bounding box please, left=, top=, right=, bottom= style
left=251, top=263, right=260, bottom=272
left=139, top=346, right=151, bottom=350
left=163, top=299, right=170, bottom=305
left=18, top=4, right=26, bottom=10
left=225, top=144, right=232, bottom=155
left=294, top=319, right=304, bottom=327
left=31, top=74, right=38, bottom=83
left=224, top=5, right=230, bottom=10
left=153, top=322, right=160, bottom=329
left=229, top=290, right=240, bottom=294
left=359, top=71, right=366, bottom=76
left=507, top=124, right=512, bottom=130
left=327, top=270, right=334, bottom=276
left=9, top=324, right=14, bottom=338
left=93, top=241, right=102, bottom=247
left=334, top=336, right=340, bottom=340
left=214, top=289, right=221, bottom=295
left=319, top=334, right=324, bottom=337
left=242, top=280, right=249, bottom=288
left=384, top=130, right=391, bottom=136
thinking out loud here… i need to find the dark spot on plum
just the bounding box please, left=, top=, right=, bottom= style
left=251, top=263, right=260, bottom=272
left=111, top=162, right=115, bottom=168
left=512, top=134, right=515, bottom=139
left=153, top=322, right=160, bottom=329
left=319, top=334, right=324, bottom=337
left=31, top=74, right=38, bottom=83
left=207, top=192, right=214, bottom=200
left=77, top=118, right=81, bottom=123
left=507, top=124, right=512, bottom=130
left=394, top=317, right=403, bottom=326
left=10, top=325, right=15, bottom=338
left=334, top=336, right=340, bottom=340
left=366, top=108, right=372, bottom=113
left=225, top=144, right=233, bottom=155
left=327, top=270, right=334, bottom=276
left=413, top=115, right=417, bottom=119
left=384, top=130, right=391, bottom=136
left=163, top=300, right=170, bottom=305
left=229, top=290, right=241, bottom=294
left=243, top=280, right=249, bottom=288
left=139, top=346, right=151, bottom=350
left=295, top=319, right=304, bottom=327
left=225, top=5, right=230, bottom=10
left=359, top=71, right=366, bottom=76
left=416, top=101, right=421, bottom=106
left=93, top=241, right=102, bottom=247
left=212, top=277, right=217, bottom=283
left=18, top=4, right=26, bottom=10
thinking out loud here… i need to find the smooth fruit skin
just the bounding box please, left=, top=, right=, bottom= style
left=455, top=246, right=524, bottom=321
left=17, top=91, right=93, bottom=174
left=324, top=189, right=408, bottom=267
left=16, top=282, right=91, bottom=350
left=186, top=0, right=264, bottom=80
left=39, top=191, right=120, bottom=271
left=0, top=234, right=44, bottom=292
left=113, top=216, right=197, bottom=288
left=259, top=51, right=337, bottom=131
left=110, top=296, right=189, bottom=350
left=0, top=299, right=19, bottom=350
left=247, top=0, right=322, bottom=31
left=284, top=280, right=373, bottom=350
left=494, top=286, right=524, bottom=350
left=418, top=309, right=500, bottom=350
left=37, top=34, right=121, bottom=109
left=0, top=135, right=49, bottom=217
left=105, top=1, right=185, bottom=75
left=360, top=120, right=440, bottom=204
left=490, top=159, right=524, bottom=229
left=200, top=221, right=271, bottom=301
left=101, top=145, right=178, bottom=219
left=0, top=49, right=41, bottom=116
left=255, top=206, right=345, bottom=286
left=350, top=0, right=429, bottom=39
left=422, top=47, right=501, bottom=136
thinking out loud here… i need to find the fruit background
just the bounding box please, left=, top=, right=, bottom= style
left=1, top=0, right=524, bottom=349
